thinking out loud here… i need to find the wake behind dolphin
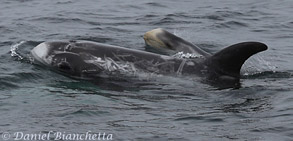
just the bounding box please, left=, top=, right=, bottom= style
left=30, top=29, right=267, bottom=88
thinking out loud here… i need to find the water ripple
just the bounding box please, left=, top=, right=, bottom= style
left=145, top=2, right=168, bottom=8
left=1, top=0, right=293, bottom=140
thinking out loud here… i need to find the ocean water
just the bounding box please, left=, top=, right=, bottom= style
left=1, top=0, right=293, bottom=141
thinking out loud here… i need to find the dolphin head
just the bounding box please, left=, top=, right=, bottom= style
left=144, top=28, right=211, bottom=56
left=144, top=28, right=171, bottom=49
left=31, top=41, right=97, bottom=76
left=31, top=42, right=69, bottom=65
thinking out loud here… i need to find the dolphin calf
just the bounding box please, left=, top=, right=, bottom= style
left=30, top=29, right=267, bottom=87
left=144, top=28, right=211, bottom=56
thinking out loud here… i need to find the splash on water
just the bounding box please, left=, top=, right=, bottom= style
left=10, top=41, right=26, bottom=60
left=242, top=54, right=277, bottom=76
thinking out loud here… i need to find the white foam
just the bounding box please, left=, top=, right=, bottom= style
left=242, top=54, right=277, bottom=75
left=10, top=41, right=26, bottom=60
left=172, top=51, right=203, bottom=59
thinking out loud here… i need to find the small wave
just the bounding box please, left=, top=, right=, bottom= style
left=0, top=70, right=46, bottom=90
left=143, top=14, right=160, bottom=18
left=68, top=35, right=113, bottom=43
left=242, top=71, right=292, bottom=79
left=12, top=72, right=45, bottom=81
left=145, top=2, right=167, bottom=8
left=0, top=94, right=12, bottom=100
left=204, top=15, right=225, bottom=21
left=213, top=21, right=249, bottom=29
left=136, top=14, right=160, bottom=21
left=56, top=1, right=73, bottom=5
left=30, top=16, right=85, bottom=24
left=166, top=13, right=196, bottom=19
left=214, top=11, right=245, bottom=18
left=174, top=116, right=224, bottom=122
left=0, top=80, right=19, bottom=89
left=0, top=26, right=14, bottom=34
left=150, top=17, right=175, bottom=25
left=221, top=97, right=272, bottom=113
left=104, top=27, right=132, bottom=33
left=121, top=5, right=144, bottom=10
left=201, top=10, right=245, bottom=21
left=54, top=107, right=110, bottom=118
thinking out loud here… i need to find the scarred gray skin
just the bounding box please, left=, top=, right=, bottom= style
left=31, top=41, right=204, bottom=76
left=31, top=30, right=267, bottom=87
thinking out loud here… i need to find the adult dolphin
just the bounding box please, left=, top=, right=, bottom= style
left=30, top=30, right=267, bottom=87
left=143, top=28, right=268, bottom=85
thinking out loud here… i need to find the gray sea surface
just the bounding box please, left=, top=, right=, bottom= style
left=1, top=0, right=293, bottom=140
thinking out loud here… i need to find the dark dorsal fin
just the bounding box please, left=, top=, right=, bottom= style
left=205, top=42, right=268, bottom=79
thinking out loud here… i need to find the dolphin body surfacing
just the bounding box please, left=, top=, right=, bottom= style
left=143, top=28, right=268, bottom=85
left=30, top=29, right=267, bottom=88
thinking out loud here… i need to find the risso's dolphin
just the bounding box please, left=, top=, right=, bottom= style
left=30, top=29, right=267, bottom=88
left=144, top=28, right=211, bottom=56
